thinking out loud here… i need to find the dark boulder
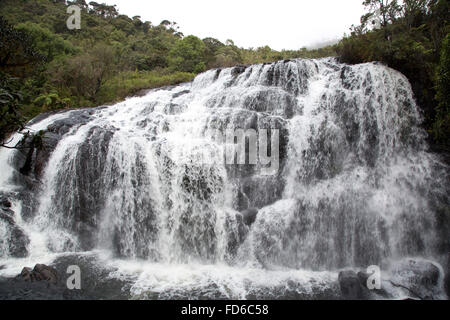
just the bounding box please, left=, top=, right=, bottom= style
left=338, top=270, right=365, bottom=300
left=393, top=259, right=441, bottom=287
left=30, top=131, right=61, bottom=179
left=214, top=69, right=222, bottom=80
left=390, top=259, right=444, bottom=300
left=0, top=200, right=29, bottom=258
left=241, top=208, right=258, bottom=226
left=234, top=175, right=285, bottom=212
left=0, top=196, right=12, bottom=208
left=231, top=65, right=248, bottom=77
left=9, top=227, right=29, bottom=258
left=0, top=207, right=14, bottom=224
left=20, top=264, right=58, bottom=284
left=163, top=103, right=187, bottom=115
left=172, top=90, right=190, bottom=99
left=357, top=271, right=370, bottom=288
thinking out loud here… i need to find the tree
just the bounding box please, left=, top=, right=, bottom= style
left=89, top=2, right=118, bottom=18
left=0, top=73, right=47, bottom=151
left=203, top=37, right=225, bottom=67
left=434, top=33, right=450, bottom=145
left=70, top=0, right=89, bottom=10
left=168, top=36, right=206, bottom=73
left=362, top=0, right=400, bottom=28
left=0, top=17, right=44, bottom=77
left=213, top=46, right=242, bottom=68
left=427, top=0, right=449, bottom=51
left=48, top=44, right=115, bottom=101
left=401, top=0, right=430, bottom=29
left=15, top=22, right=77, bottom=62
left=33, top=92, right=71, bottom=111
left=0, top=74, right=24, bottom=147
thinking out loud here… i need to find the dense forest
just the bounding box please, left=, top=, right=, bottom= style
left=0, top=0, right=448, bottom=149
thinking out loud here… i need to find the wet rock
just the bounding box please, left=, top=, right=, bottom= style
left=241, top=89, right=297, bottom=118
left=13, top=191, right=36, bottom=221
left=357, top=270, right=389, bottom=298
left=395, top=259, right=440, bottom=287
left=0, top=276, right=64, bottom=300
left=0, top=196, right=12, bottom=208
left=340, top=66, right=358, bottom=90
left=390, top=259, right=444, bottom=300
left=56, top=126, right=114, bottom=250
left=9, top=227, right=29, bottom=258
left=241, top=208, right=258, bottom=226
left=225, top=213, right=249, bottom=258
left=444, top=254, right=450, bottom=298
left=357, top=271, right=371, bottom=287
left=133, top=88, right=152, bottom=97
left=11, top=110, right=93, bottom=182
left=235, top=176, right=284, bottom=212
left=231, top=65, right=248, bottom=77
left=163, top=103, right=187, bottom=115
left=0, top=254, right=130, bottom=300
left=338, top=270, right=366, bottom=300
left=20, top=264, right=58, bottom=284
left=34, top=132, right=59, bottom=178
left=172, top=90, right=190, bottom=99
left=0, top=202, right=30, bottom=258
left=445, top=271, right=450, bottom=299
left=214, top=69, right=222, bottom=80
left=0, top=207, right=14, bottom=224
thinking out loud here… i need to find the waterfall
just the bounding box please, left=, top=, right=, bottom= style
left=0, top=58, right=448, bottom=299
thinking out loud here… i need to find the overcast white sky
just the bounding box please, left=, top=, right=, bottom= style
left=101, top=0, right=366, bottom=50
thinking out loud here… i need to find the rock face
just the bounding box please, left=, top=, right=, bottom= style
left=12, top=110, right=94, bottom=182
left=0, top=195, right=29, bottom=258
left=20, top=264, right=58, bottom=284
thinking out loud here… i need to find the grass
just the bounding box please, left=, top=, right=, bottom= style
left=96, top=70, right=196, bottom=105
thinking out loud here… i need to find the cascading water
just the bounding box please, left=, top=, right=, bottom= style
left=0, top=58, right=448, bottom=299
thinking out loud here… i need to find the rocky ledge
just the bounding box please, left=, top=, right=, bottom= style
left=0, top=255, right=130, bottom=300
left=339, top=258, right=448, bottom=300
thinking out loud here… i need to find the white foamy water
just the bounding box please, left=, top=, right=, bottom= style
left=0, top=58, right=448, bottom=299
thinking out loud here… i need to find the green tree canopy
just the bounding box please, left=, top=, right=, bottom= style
left=168, top=35, right=206, bottom=73
left=0, top=17, right=44, bottom=77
